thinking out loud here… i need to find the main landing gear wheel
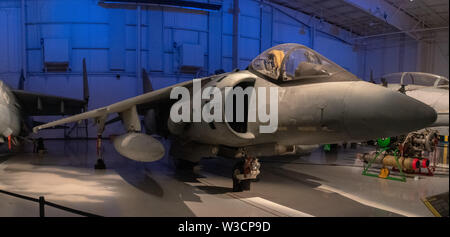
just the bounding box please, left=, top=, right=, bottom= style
left=232, top=157, right=260, bottom=192
left=232, top=160, right=250, bottom=192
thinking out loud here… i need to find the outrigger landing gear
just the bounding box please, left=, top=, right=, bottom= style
left=232, top=155, right=260, bottom=192
left=95, top=159, right=106, bottom=169
left=94, top=134, right=106, bottom=170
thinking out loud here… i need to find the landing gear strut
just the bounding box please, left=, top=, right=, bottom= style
left=94, top=134, right=106, bottom=169
left=232, top=156, right=260, bottom=192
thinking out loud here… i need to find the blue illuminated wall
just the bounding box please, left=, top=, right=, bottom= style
left=0, top=0, right=369, bottom=137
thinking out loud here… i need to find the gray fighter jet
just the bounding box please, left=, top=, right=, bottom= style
left=381, top=72, right=449, bottom=136
left=0, top=59, right=89, bottom=148
left=33, top=43, right=437, bottom=191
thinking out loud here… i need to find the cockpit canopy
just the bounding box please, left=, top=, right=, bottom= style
left=382, top=72, right=449, bottom=89
left=249, top=43, right=345, bottom=82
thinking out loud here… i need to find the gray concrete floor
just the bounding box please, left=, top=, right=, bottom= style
left=0, top=139, right=448, bottom=217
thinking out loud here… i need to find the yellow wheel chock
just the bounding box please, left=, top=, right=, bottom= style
left=378, top=167, right=390, bottom=178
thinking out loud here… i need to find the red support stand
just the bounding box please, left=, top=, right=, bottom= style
left=391, top=166, right=434, bottom=176
left=7, top=136, right=12, bottom=151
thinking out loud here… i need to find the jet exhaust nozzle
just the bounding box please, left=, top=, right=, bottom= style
left=113, top=132, right=165, bottom=162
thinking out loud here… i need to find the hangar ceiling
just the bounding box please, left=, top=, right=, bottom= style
left=387, top=0, right=449, bottom=28
left=268, top=0, right=449, bottom=37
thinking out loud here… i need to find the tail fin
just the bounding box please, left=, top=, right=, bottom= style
left=18, top=69, right=25, bottom=90
left=82, top=58, right=90, bottom=104
left=142, top=68, right=153, bottom=94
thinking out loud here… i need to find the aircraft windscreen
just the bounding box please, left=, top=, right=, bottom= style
left=250, top=44, right=294, bottom=80
left=383, top=72, right=449, bottom=88
left=437, top=78, right=449, bottom=87
left=250, top=43, right=344, bottom=82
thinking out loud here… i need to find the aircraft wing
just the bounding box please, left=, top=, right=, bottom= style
left=12, top=90, right=87, bottom=116
left=32, top=79, right=198, bottom=133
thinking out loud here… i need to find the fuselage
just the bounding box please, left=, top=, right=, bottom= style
left=30, top=43, right=439, bottom=163
left=178, top=70, right=437, bottom=148
left=0, top=80, right=22, bottom=142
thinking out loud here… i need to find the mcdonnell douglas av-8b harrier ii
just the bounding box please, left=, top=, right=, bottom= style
left=381, top=72, right=449, bottom=136
left=1, top=59, right=89, bottom=150
left=33, top=43, right=437, bottom=191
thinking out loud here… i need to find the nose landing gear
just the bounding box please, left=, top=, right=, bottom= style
left=232, top=156, right=260, bottom=192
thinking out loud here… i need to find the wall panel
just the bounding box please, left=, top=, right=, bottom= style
left=0, top=0, right=406, bottom=138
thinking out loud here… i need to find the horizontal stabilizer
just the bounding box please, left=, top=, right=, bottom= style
left=12, top=90, right=87, bottom=116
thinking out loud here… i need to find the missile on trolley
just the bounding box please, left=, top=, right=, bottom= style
left=357, top=152, right=429, bottom=171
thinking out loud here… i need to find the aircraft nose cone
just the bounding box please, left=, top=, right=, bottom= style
left=344, top=82, right=437, bottom=140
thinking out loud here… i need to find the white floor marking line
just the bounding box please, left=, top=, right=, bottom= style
left=241, top=197, right=314, bottom=217
left=315, top=184, right=420, bottom=217
left=187, top=177, right=314, bottom=217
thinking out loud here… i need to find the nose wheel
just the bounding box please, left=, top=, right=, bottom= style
left=232, top=156, right=260, bottom=192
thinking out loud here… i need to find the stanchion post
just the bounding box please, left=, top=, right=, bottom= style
left=39, top=196, right=45, bottom=217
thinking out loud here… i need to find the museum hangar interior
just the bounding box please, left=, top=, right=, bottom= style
left=0, top=0, right=448, bottom=217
